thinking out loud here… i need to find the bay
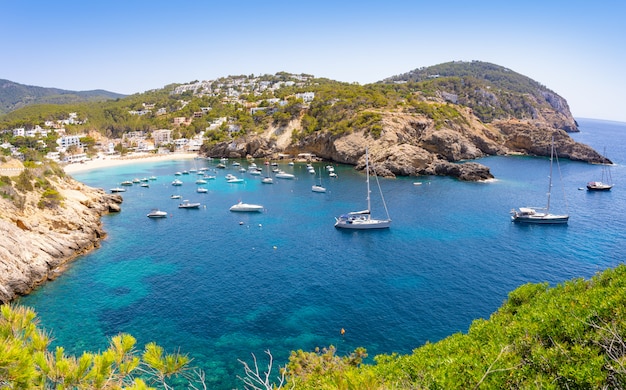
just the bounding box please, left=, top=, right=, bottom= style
left=19, top=118, right=626, bottom=388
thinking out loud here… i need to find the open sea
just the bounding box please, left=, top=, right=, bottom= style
left=18, top=118, right=626, bottom=388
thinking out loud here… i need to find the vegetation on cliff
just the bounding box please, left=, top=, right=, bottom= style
left=384, top=61, right=576, bottom=130
left=2, top=265, right=625, bottom=388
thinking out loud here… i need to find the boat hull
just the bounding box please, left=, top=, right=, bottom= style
left=334, top=216, right=391, bottom=229
left=230, top=203, right=263, bottom=212
left=587, top=181, right=612, bottom=191
left=511, top=212, right=569, bottom=224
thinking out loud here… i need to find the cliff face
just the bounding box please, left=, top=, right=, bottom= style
left=204, top=106, right=606, bottom=181
left=0, top=163, right=122, bottom=303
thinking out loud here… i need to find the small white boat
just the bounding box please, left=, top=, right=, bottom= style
left=249, top=170, right=261, bottom=176
left=197, top=187, right=208, bottom=193
left=174, top=172, right=182, bottom=176
left=329, top=172, right=338, bottom=178
left=229, top=201, right=263, bottom=212
left=149, top=176, right=157, bottom=180
left=195, top=179, right=207, bottom=184
left=171, top=179, right=183, bottom=186
left=312, top=167, right=326, bottom=193
left=147, top=209, right=168, bottom=218
left=262, top=163, right=274, bottom=183
left=121, top=180, right=133, bottom=186
left=140, top=183, right=149, bottom=188
left=110, top=187, right=126, bottom=193
left=178, top=200, right=201, bottom=209
left=170, top=194, right=182, bottom=199
left=227, top=177, right=244, bottom=183
left=275, top=171, right=295, bottom=179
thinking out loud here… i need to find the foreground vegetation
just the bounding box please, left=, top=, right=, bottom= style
left=2, top=265, right=625, bottom=389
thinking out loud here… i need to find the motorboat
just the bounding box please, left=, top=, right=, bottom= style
left=170, top=194, right=182, bottom=199
left=229, top=201, right=263, bottom=212
left=275, top=171, right=295, bottom=179
left=171, top=179, right=183, bottom=186
left=110, top=187, right=126, bottom=193
left=227, top=176, right=244, bottom=183
left=197, top=187, right=208, bottom=193
left=147, top=209, right=168, bottom=218
left=178, top=200, right=201, bottom=209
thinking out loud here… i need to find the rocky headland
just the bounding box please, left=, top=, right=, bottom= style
left=0, top=160, right=122, bottom=303
left=203, top=109, right=608, bottom=182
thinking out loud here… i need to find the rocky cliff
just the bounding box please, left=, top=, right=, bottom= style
left=203, top=107, right=607, bottom=181
left=0, top=160, right=122, bottom=303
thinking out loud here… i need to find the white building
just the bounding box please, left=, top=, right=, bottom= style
left=57, top=135, right=81, bottom=149
left=152, top=129, right=172, bottom=146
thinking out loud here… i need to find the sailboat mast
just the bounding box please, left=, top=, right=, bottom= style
left=366, top=148, right=371, bottom=213
left=546, top=137, right=554, bottom=213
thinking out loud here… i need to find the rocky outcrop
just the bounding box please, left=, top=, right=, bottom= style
left=495, top=120, right=610, bottom=163
left=203, top=106, right=605, bottom=182
left=0, top=166, right=122, bottom=303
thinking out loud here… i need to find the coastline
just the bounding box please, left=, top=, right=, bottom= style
left=63, top=152, right=199, bottom=174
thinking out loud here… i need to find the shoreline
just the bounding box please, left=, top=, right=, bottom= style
left=63, top=152, right=199, bottom=174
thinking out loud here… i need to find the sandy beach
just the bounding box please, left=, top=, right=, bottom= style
left=63, top=152, right=199, bottom=174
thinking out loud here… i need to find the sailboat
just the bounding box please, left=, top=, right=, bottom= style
left=511, top=137, right=569, bottom=224
left=262, top=162, right=274, bottom=184
left=335, top=148, right=391, bottom=229
left=587, top=148, right=613, bottom=191
left=312, top=167, right=326, bottom=193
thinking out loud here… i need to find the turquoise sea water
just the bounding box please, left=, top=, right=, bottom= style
left=19, top=118, right=626, bottom=388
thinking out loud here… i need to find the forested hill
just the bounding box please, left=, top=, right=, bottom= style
left=0, top=79, right=125, bottom=115
left=381, top=61, right=576, bottom=131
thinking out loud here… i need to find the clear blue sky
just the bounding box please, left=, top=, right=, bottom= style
left=3, top=1, right=625, bottom=122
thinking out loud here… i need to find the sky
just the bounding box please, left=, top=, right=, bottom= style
left=3, top=1, right=626, bottom=122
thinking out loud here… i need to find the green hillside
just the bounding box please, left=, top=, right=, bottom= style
left=382, top=60, right=571, bottom=124
left=0, top=79, right=126, bottom=115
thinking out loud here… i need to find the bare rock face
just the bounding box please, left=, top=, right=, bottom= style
left=0, top=171, right=122, bottom=303
left=495, top=120, right=610, bottom=163
left=203, top=105, right=605, bottom=182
